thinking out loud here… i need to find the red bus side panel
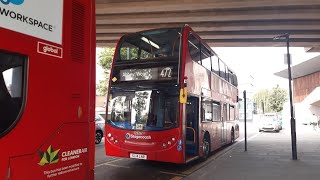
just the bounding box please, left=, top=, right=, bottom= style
left=0, top=0, right=95, bottom=179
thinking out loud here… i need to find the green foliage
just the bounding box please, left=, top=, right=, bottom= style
left=98, top=48, right=114, bottom=72
left=253, top=85, right=287, bottom=113
left=253, top=89, right=271, bottom=113
left=96, top=79, right=108, bottom=96
left=96, top=48, right=115, bottom=96
left=269, top=85, right=288, bottom=112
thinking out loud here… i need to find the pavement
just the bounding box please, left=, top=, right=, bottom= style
left=184, top=124, right=320, bottom=180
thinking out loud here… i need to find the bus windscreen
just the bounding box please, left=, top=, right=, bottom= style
left=107, top=89, right=179, bottom=131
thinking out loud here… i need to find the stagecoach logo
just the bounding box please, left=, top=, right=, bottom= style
left=38, top=145, right=60, bottom=166
left=125, top=133, right=130, bottom=139
left=125, top=133, right=151, bottom=140
left=0, top=0, right=24, bottom=5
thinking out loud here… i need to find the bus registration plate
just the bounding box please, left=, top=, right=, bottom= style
left=130, top=153, right=147, bottom=160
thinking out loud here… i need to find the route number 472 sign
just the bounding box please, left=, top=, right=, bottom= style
left=160, top=67, right=172, bottom=78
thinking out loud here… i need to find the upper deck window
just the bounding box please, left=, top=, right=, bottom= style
left=188, top=34, right=201, bottom=64
left=0, top=51, right=27, bottom=137
left=201, top=44, right=211, bottom=71
left=211, top=54, right=220, bottom=76
left=116, top=28, right=181, bottom=61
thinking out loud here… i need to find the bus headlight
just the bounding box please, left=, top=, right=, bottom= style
left=162, top=143, right=166, bottom=148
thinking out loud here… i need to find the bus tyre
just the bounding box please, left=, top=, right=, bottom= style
left=231, top=129, right=235, bottom=144
left=201, top=137, right=210, bottom=161
left=95, top=131, right=103, bottom=144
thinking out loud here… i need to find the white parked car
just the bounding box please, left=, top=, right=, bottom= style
left=258, top=113, right=281, bottom=132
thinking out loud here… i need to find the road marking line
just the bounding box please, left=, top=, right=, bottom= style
left=160, top=171, right=186, bottom=177
left=106, top=158, right=124, bottom=164
left=95, top=162, right=110, bottom=168
left=170, top=176, right=183, bottom=180
left=95, top=158, right=123, bottom=168
left=102, top=163, right=130, bottom=169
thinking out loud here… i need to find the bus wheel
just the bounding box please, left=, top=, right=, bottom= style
left=201, top=137, right=210, bottom=161
left=231, top=129, right=235, bottom=144
left=95, top=131, right=103, bottom=144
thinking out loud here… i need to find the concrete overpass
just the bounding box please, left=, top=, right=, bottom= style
left=96, top=0, right=320, bottom=51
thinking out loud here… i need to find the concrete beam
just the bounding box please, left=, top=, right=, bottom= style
left=95, top=0, right=320, bottom=47
left=97, top=41, right=320, bottom=48
left=96, top=23, right=320, bottom=34
left=96, top=0, right=320, bottom=14
left=96, top=34, right=320, bottom=41
left=96, top=8, right=320, bottom=25
left=305, top=47, right=320, bottom=52
left=208, top=41, right=320, bottom=47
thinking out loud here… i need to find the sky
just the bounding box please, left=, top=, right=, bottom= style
left=96, top=47, right=320, bottom=94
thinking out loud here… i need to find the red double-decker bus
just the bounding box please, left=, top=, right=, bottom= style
left=105, top=25, right=239, bottom=163
left=0, top=0, right=95, bottom=179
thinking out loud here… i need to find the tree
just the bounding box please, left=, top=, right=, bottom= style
left=269, top=85, right=287, bottom=112
left=96, top=48, right=115, bottom=95
left=253, top=89, right=271, bottom=114
left=253, top=85, right=287, bottom=114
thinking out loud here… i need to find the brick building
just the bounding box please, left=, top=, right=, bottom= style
left=275, top=55, right=320, bottom=125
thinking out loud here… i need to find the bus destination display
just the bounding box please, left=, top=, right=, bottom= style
left=120, top=67, right=173, bottom=81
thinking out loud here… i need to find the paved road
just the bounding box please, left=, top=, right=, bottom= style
left=94, top=121, right=258, bottom=180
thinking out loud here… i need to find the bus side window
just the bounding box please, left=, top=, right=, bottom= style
left=188, top=34, right=201, bottom=64
left=201, top=44, right=211, bottom=71
left=202, top=100, right=212, bottom=121
left=228, top=69, right=233, bottom=84
left=211, top=53, right=220, bottom=76
left=219, top=60, right=226, bottom=80
left=212, top=102, right=221, bottom=121
left=233, top=74, right=238, bottom=87
left=0, top=52, right=26, bottom=136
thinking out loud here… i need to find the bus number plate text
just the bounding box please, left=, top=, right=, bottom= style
left=130, top=153, right=147, bottom=160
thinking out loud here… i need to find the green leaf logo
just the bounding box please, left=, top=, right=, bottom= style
left=38, top=146, right=60, bottom=166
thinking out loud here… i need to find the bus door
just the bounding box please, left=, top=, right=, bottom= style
left=185, top=96, right=199, bottom=158
left=222, top=103, right=228, bottom=144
